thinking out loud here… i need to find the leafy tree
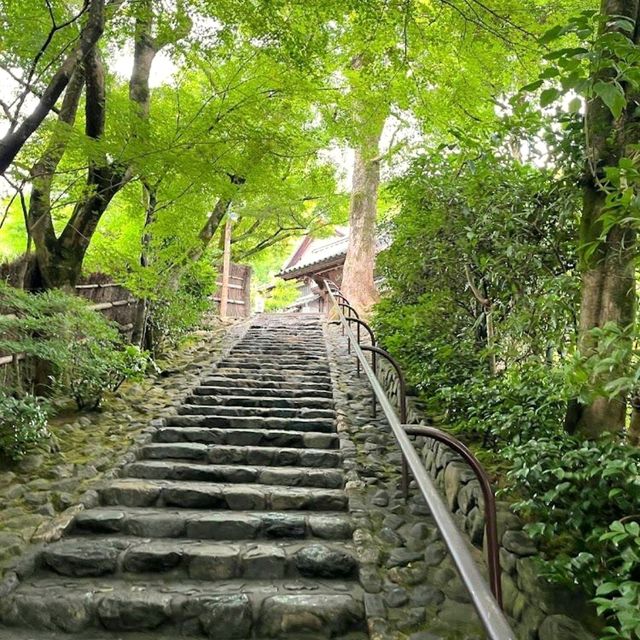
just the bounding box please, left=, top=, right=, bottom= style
left=374, top=111, right=580, bottom=439
left=525, top=3, right=640, bottom=437
left=0, top=0, right=124, bottom=174
left=265, top=279, right=300, bottom=312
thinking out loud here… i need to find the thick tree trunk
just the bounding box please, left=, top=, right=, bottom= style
left=341, top=118, right=385, bottom=314
left=27, top=1, right=164, bottom=291
left=25, top=69, right=85, bottom=291
left=37, top=47, right=129, bottom=289
left=566, top=0, right=640, bottom=438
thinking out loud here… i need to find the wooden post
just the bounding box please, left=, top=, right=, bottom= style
left=219, top=217, right=233, bottom=318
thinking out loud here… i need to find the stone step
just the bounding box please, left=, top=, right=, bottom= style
left=39, top=537, right=358, bottom=581
left=219, top=357, right=328, bottom=366
left=185, top=394, right=335, bottom=409
left=229, top=344, right=327, bottom=360
left=225, top=351, right=327, bottom=359
left=243, top=330, right=323, bottom=342
left=230, top=350, right=327, bottom=357
left=197, top=380, right=333, bottom=394
left=216, top=365, right=330, bottom=375
left=244, top=328, right=323, bottom=331
left=0, top=578, right=365, bottom=638
left=177, top=404, right=335, bottom=420
left=73, top=507, right=353, bottom=541
left=154, top=426, right=339, bottom=450
left=141, top=442, right=342, bottom=468
left=122, top=460, right=344, bottom=489
left=100, top=479, right=348, bottom=511
left=0, top=626, right=369, bottom=640
left=209, top=368, right=332, bottom=382
left=233, top=338, right=325, bottom=344
left=228, top=359, right=328, bottom=365
left=165, top=415, right=336, bottom=434
left=239, top=341, right=325, bottom=347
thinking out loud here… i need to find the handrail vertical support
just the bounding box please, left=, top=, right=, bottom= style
left=372, top=351, right=377, bottom=418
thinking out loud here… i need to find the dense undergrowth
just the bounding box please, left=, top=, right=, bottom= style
left=0, top=271, right=221, bottom=463
left=373, top=112, right=640, bottom=639
left=0, top=283, right=151, bottom=461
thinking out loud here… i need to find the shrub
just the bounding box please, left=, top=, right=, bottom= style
left=0, top=282, right=150, bottom=409
left=595, top=521, right=640, bottom=640
left=0, top=391, right=49, bottom=461
left=503, top=435, right=640, bottom=639
left=146, top=260, right=217, bottom=355
left=63, top=343, right=150, bottom=410
left=442, top=363, right=566, bottom=444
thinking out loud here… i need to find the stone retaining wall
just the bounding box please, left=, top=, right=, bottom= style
left=375, top=360, right=599, bottom=640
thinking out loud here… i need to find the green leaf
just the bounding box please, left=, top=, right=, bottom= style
left=540, top=67, right=561, bottom=79
left=593, top=81, right=626, bottom=118
left=597, top=582, right=621, bottom=596
left=568, top=97, right=582, bottom=113
left=608, top=18, right=635, bottom=34
left=521, top=79, right=544, bottom=92
left=540, top=87, right=561, bottom=107
left=539, top=24, right=564, bottom=44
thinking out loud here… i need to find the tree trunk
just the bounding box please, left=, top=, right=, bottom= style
left=566, top=0, right=640, bottom=438
left=131, top=183, right=157, bottom=346
left=24, top=68, right=86, bottom=291
left=26, top=0, right=166, bottom=291
left=341, top=116, right=385, bottom=314
left=0, top=0, right=125, bottom=175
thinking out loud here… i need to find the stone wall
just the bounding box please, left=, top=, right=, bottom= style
left=374, top=359, right=598, bottom=640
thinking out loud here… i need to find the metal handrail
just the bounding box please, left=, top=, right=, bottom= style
left=403, top=425, right=502, bottom=607
left=360, top=344, right=411, bottom=501
left=323, top=279, right=515, bottom=640
left=339, top=302, right=360, bottom=319
left=345, top=317, right=375, bottom=376
left=345, top=316, right=376, bottom=348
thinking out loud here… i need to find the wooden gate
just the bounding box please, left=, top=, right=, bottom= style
left=212, top=262, right=252, bottom=318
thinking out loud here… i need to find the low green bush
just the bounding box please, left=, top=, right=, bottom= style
left=0, top=282, right=150, bottom=409
left=62, top=342, right=150, bottom=410
left=0, top=391, right=49, bottom=461
left=503, top=436, right=640, bottom=639
left=595, top=521, right=640, bottom=640
left=146, top=260, right=217, bottom=355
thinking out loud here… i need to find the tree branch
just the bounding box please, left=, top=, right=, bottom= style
left=11, top=0, right=91, bottom=129
left=0, top=0, right=125, bottom=175
left=464, top=263, right=490, bottom=306
left=0, top=65, right=61, bottom=115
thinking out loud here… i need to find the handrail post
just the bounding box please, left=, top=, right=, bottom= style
left=356, top=322, right=361, bottom=377
left=360, top=344, right=411, bottom=501
left=372, top=351, right=377, bottom=417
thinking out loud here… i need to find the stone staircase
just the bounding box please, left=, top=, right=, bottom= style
left=0, top=315, right=367, bottom=639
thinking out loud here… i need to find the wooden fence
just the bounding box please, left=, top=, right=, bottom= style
left=74, top=280, right=137, bottom=340
left=0, top=277, right=137, bottom=372
left=1, top=261, right=252, bottom=377
left=211, top=262, right=252, bottom=318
